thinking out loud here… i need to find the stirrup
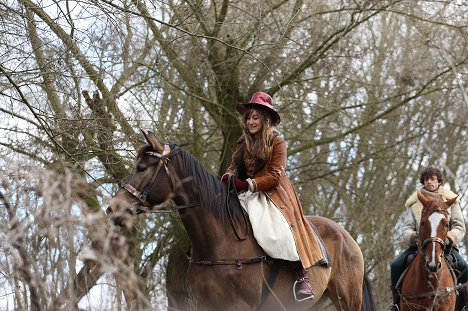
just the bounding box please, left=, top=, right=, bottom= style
left=385, top=304, right=399, bottom=311
left=293, top=279, right=315, bottom=302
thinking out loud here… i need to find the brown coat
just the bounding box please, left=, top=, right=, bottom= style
left=225, top=133, right=325, bottom=268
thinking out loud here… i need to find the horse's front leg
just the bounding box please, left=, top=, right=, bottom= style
left=188, top=265, right=262, bottom=311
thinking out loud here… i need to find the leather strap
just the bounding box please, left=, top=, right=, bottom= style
left=189, top=255, right=267, bottom=270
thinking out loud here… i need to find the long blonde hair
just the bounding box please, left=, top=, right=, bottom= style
left=242, top=108, right=275, bottom=160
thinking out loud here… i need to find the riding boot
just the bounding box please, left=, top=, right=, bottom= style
left=462, top=285, right=468, bottom=311
left=385, top=285, right=400, bottom=311
left=292, top=263, right=315, bottom=302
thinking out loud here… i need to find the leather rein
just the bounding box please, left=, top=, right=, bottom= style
left=225, top=174, right=250, bottom=241
left=400, top=285, right=459, bottom=302
left=120, top=145, right=266, bottom=268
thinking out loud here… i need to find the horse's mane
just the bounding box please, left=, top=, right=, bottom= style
left=137, top=143, right=245, bottom=226
left=177, top=147, right=248, bottom=226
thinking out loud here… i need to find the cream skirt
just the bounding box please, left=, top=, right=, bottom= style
left=238, top=190, right=300, bottom=261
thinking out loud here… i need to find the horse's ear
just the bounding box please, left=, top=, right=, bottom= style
left=141, top=129, right=164, bottom=153
left=445, top=196, right=458, bottom=207
left=140, top=128, right=148, bottom=139
left=417, top=191, right=430, bottom=207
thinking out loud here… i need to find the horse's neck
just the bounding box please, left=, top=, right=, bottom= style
left=178, top=206, right=262, bottom=260
left=179, top=207, right=222, bottom=241
left=173, top=156, right=263, bottom=258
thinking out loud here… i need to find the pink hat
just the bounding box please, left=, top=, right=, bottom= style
left=236, top=92, right=281, bottom=125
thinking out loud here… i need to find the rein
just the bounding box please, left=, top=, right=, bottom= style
left=226, top=175, right=250, bottom=241
left=187, top=178, right=262, bottom=268
left=400, top=260, right=459, bottom=304
left=401, top=283, right=460, bottom=301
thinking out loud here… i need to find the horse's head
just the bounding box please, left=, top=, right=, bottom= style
left=417, top=191, right=457, bottom=273
left=107, top=130, right=185, bottom=229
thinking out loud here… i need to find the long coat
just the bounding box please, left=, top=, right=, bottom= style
left=401, top=187, right=465, bottom=247
left=225, top=133, right=326, bottom=268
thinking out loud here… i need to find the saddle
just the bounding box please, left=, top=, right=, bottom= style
left=309, top=223, right=332, bottom=267
left=444, top=248, right=459, bottom=270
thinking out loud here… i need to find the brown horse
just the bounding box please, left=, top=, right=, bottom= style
left=399, top=191, right=459, bottom=311
left=107, top=130, right=377, bottom=311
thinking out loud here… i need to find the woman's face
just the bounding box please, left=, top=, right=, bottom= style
left=245, top=110, right=263, bottom=135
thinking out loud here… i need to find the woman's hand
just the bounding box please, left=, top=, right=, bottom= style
left=233, top=177, right=248, bottom=191
left=221, top=173, right=230, bottom=185
left=221, top=174, right=248, bottom=191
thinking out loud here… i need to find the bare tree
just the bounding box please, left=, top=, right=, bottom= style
left=0, top=0, right=467, bottom=309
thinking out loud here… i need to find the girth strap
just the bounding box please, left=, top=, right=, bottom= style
left=189, top=255, right=267, bottom=270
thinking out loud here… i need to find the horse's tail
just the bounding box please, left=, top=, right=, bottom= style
left=361, top=274, right=378, bottom=311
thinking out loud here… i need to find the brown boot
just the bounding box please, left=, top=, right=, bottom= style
left=293, top=265, right=315, bottom=302
left=385, top=285, right=400, bottom=311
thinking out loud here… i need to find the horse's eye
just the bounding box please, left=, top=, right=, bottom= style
left=136, top=164, right=146, bottom=172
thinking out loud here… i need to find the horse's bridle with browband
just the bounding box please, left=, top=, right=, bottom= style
left=418, top=208, right=449, bottom=258
left=419, top=236, right=446, bottom=257
left=120, top=148, right=199, bottom=213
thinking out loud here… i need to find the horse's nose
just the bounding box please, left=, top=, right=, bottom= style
left=425, top=261, right=441, bottom=273
left=113, top=216, right=124, bottom=227
left=107, top=207, right=125, bottom=227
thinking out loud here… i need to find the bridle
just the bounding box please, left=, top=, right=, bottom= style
left=419, top=236, right=446, bottom=257
left=416, top=208, right=451, bottom=279
left=120, top=148, right=199, bottom=213
left=418, top=209, right=448, bottom=259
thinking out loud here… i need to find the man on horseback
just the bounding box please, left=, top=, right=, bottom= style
left=221, top=92, right=328, bottom=302
left=387, top=166, right=468, bottom=311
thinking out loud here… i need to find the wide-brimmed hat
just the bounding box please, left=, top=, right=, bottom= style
left=236, top=92, right=281, bottom=125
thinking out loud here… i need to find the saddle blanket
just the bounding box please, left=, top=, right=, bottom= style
left=238, top=190, right=300, bottom=261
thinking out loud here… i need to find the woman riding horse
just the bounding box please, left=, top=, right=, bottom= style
left=107, top=128, right=377, bottom=310
left=221, top=92, right=328, bottom=301
left=388, top=166, right=468, bottom=311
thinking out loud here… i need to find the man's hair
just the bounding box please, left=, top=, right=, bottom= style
left=419, top=166, right=444, bottom=184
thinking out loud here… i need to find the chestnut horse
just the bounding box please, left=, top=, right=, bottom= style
left=399, top=191, right=459, bottom=311
left=107, top=130, right=376, bottom=311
